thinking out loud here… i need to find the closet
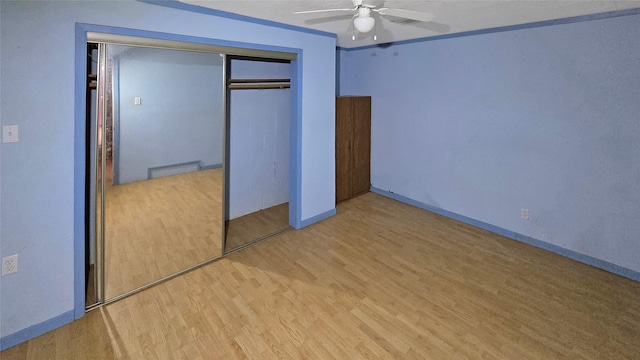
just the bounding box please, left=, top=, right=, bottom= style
left=84, top=33, right=297, bottom=310
left=335, top=96, right=371, bottom=203
left=224, top=57, right=291, bottom=253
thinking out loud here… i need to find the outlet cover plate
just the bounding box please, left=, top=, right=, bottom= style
left=2, top=255, right=18, bottom=276
left=2, top=125, right=19, bottom=143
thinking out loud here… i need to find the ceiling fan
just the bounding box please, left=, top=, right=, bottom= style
left=294, top=0, right=435, bottom=40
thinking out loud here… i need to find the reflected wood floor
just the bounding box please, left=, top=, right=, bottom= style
left=4, top=193, right=640, bottom=359
left=104, top=169, right=223, bottom=299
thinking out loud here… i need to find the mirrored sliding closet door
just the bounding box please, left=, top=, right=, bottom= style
left=87, top=42, right=225, bottom=307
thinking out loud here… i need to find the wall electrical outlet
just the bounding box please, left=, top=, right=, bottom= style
left=2, top=125, right=19, bottom=143
left=2, top=255, right=19, bottom=276
left=521, top=208, right=530, bottom=220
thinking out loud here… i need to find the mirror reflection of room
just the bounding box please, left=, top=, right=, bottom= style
left=225, top=59, right=291, bottom=252
left=86, top=43, right=296, bottom=307
left=97, top=45, right=225, bottom=301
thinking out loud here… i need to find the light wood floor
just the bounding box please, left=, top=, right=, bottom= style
left=5, top=192, right=640, bottom=359
left=103, top=169, right=223, bottom=299
left=226, top=203, right=290, bottom=252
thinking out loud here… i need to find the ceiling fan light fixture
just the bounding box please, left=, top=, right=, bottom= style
left=354, top=7, right=375, bottom=33
left=354, top=15, right=375, bottom=33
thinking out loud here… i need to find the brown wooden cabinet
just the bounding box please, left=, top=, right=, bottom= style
left=336, top=96, right=371, bottom=203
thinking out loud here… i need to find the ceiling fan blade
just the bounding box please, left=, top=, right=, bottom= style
left=376, top=8, right=435, bottom=23
left=304, top=14, right=356, bottom=25
left=294, top=8, right=355, bottom=15
left=406, top=21, right=450, bottom=34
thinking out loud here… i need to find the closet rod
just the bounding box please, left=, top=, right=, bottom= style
left=228, top=83, right=290, bottom=90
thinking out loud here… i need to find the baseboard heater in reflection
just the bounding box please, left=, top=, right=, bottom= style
left=148, top=161, right=201, bottom=180
left=148, top=161, right=223, bottom=180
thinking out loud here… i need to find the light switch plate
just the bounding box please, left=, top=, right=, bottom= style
left=2, top=125, right=19, bottom=143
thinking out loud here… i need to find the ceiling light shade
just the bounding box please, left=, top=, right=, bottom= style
left=354, top=7, right=375, bottom=33
left=354, top=16, right=375, bottom=33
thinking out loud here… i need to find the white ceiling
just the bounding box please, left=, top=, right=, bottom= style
left=180, top=1, right=640, bottom=48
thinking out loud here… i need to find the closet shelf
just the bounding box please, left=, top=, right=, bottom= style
left=228, top=78, right=289, bottom=84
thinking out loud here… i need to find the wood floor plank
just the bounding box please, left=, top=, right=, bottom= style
left=3, top=192, right=640, bottom=359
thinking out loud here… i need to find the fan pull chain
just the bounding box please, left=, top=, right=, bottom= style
left=373, top=17, right=378, bottom=40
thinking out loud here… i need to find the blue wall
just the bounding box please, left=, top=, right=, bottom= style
left=0, top=0, right=335, bottom=346
left=116, top=46, right=224, bottom=184
left=340, top=12, right=640, bottom=274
